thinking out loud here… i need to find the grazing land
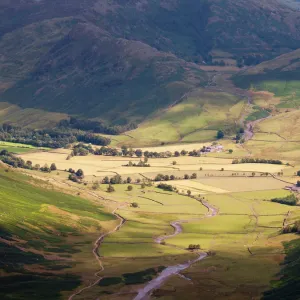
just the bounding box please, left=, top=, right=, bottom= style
left=0, top=137, right=294, bottom=299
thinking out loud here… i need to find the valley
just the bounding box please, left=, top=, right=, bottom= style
left=1, top=0, right=300, bottom=299
left=0, top=128, right=299, bottom=299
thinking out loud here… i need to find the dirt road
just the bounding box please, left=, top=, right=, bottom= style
left=68, top=206, right=125, bottom=300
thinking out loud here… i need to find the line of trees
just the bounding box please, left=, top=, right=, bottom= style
left=157, top=183, right=174, bottom=192
left=232, top=158, right=283, bottom=165
left=0, top=150, right=57, bottom=172
left=282, top=220, right=300, bottom=234
left=188, top=244, right=200, bottom=250
left=0, top=123, right=110, bottom=149
left=102, top=175, right=135, bottom=185
left=154, top=173, right=197, bottom=181
left=59, top=117, right=137, bottom=135
left=70, top=144, right=215, bottom=159
left=124, top=160, right=150, bottom=167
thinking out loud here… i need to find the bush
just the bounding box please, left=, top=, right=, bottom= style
left=157, top=183, right=174, bottom=192
left=92, top=182, right=100, bottom=190
left=127, top=185, right=133, bottom=191
left=131, top=202, right=139, bottom=208
left=50, top=163, right=57, bottom=171
left=272, top=194, right=298, bottom=206
left=107, top=184, right=115, bottom=193
left=217, top=130, right=224, bottom=139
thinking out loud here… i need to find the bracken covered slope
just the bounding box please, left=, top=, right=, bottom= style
left=1, top=0, right=300, bottom=124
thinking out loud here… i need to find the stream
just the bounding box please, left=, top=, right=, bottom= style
left=134, top=200, right=217, bottom=300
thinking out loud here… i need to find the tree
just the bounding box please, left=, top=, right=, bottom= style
left=217, top=130, right=224, bottom=139
left=228, top=149, right=233, bottom=154
left=40, top=164, right=50, bottom=172
left=141, top=183, right=146, bottom=189
left=170, top=175, right=175, bottom=180
left=252, top=172, right=256, bottom=177
left=126, top=177, right=132, bottom=183
left=297, top=181, right=300, bottom=187
left=181, top=150, right=187, bottom=156
left=110, top=174, right=122, bottom=184
left=174, top=151, right=180, bottom=157
left=92, top=182, right=100, bottom=190
left=187, top=190, right=191, bottom=196
left=184, top=174, right=190, bottom=180
left=76, top=169, right=84, bottom=178
left=297, top=170, right=300, bottom=176
left=68, top=174, right=78, bottom=182
left=33, top=164, right=40, bottom=170
left=107, top=184, right=115, bottom=193
left=172, top=161, right=177, bottom=165
left=121, top=145, right=128, bottom=156
left=50, top=163, right=57, bottom=171
left=103, top=176, right=109, bottom=184
left=131, top=202, right=139, bottom=208
left=135, top=149, right=143, bottom=157
left=127, top=185, right=133, bottom=191
left=191, top=173, right=197, bottom=179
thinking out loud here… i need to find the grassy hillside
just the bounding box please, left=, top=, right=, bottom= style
left=263, top=238, right=300, bottom=300
left=1, top=22, right=207, bottom=124
left=0, top=167, right=116, bottom=299
left=108, top=89, right=245, bottom=146
left=233, top=49, right=300, bottom=108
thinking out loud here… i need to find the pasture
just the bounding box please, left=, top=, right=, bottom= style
left=2, top=139, right=299, bottom=300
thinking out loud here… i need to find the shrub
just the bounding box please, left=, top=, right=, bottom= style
left=107, top=184, right=115, bottom=193
left=127, top=185, right=133, bottom=191
left=271, top=194, right=298, bottom=206
left=157, top=183, right=173, bottom=192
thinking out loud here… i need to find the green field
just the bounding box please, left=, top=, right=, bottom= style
left=0, top=167, right=117, bottom=299
left=0, top=141, right=47, bottom=153
left=109, top=90, right=245, bottom=147
left=2, top=136, right=300, bottom=299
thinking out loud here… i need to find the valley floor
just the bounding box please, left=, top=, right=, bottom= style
left=1, top=138, right=298, bottom=299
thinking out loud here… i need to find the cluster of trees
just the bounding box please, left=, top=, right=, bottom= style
left=282, top=221, right=300, bottom=234
left=59, top=117, right=137, bottom=135
left=68, top=168, right=84, bottom=182
left=71, top=143, right=93, bottom=157
left=0, top=150, right=57, bottom=172
left=157, top=183, right=174, bottom=192
left=154, top=173, right=197, bottom=181
left=272, top=194, right=298, bottom=206
left=235, top=128, right=245, bottom=143
left=0, top=123, right=110, bottom=148
left=232, top=158, right=283, bottom=165
left=125, top=160, right=150, bottom=167
left=102, top=175, right=134, bottom=185
left=83, top=145, right=215, bottom=159
left=236, top=54, right=264, bottom=68
left=188, top=244, right=200, bottom=250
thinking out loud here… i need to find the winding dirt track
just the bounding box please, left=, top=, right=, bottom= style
left=68, top=206, right=125, bottom=300
left=134, top=200, right=218, bottom=300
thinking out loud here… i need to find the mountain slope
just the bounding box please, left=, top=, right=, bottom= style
left=1, top=22, right=207, bottom=123
left=233, top=48, right=300, bottom=108
left=1, top=0, right=300, bottom=125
